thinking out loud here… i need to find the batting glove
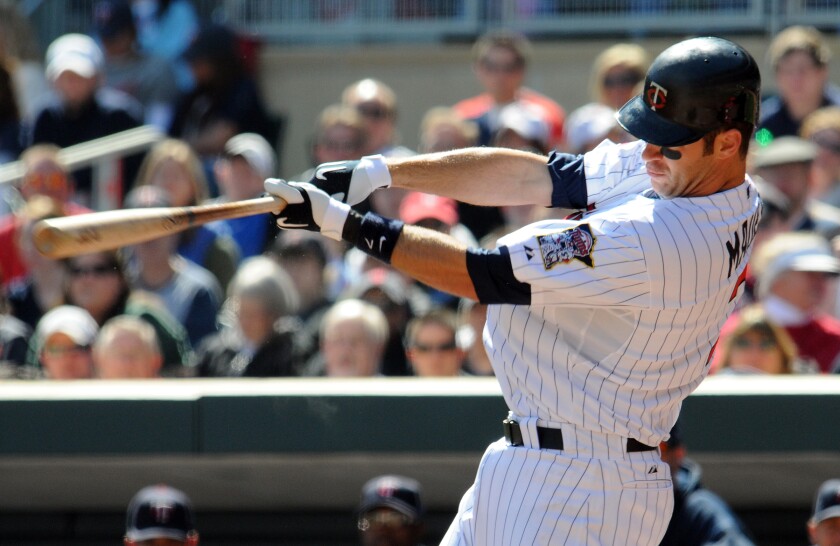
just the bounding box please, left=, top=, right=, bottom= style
left=263, top=178, right=351, bottom=241
left=308, top=154, right=391, bottom=205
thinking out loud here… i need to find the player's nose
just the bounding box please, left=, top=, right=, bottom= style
left=641, top=143, right=663, bottom=161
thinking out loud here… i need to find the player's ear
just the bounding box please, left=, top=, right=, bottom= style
left=716, top=128, right=742, bottom=159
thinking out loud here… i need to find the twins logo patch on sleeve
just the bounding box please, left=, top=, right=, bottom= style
left=537, top=223, right=596, bottom=269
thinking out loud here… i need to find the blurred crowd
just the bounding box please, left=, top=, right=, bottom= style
left=1, top=0, right=840, bottom=387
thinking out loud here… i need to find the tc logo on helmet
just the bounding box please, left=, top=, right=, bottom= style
left=646, top=81, right=668, bottom=111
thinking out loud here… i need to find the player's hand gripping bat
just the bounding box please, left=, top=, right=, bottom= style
left=32, top=195, right=287, bottom=259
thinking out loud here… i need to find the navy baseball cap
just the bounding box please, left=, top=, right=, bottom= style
left=94, top=0, right=135, bottom=40
left=812, top=479, right=840, bottom=524
left=358, top=475, right=424, bottom=520
left=125, top=484, right=196, bottom=541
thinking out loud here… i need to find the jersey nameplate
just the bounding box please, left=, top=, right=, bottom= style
left=537, top=224, right=596, bottom=269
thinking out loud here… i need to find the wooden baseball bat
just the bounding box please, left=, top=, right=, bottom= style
left=33, top=195, right=287, bottom=259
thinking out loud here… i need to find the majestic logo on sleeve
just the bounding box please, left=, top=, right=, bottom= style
left=537, top=224, right=596, bottom=269
left=646, top=81, right=668, bottom=111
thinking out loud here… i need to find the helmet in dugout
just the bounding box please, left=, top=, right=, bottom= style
left=617, top=36, right=761, bottom=147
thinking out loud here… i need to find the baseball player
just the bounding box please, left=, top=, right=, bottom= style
left=264, top=36, right=762, bottom=545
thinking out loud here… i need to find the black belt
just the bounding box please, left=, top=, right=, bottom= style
left=503, top=419, right=656, bottom=453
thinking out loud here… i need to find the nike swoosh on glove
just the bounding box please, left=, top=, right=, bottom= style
left=263, top=178, right=351, bottom=241
left=309, top=154, right=391, bottom=205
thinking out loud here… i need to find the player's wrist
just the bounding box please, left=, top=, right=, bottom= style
left=354, top=155, right=392, bottom=196
left=319, top=198, right=351, bottom=241
left=342, top=210, right=404, bottom=264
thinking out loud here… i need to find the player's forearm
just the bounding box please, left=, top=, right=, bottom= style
left=386, top=147, right=553, bottom=207
left=390, top=225, right=478, bottom=301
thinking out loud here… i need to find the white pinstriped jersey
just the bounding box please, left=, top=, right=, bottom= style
left=487, top=140, right=761, bottom=445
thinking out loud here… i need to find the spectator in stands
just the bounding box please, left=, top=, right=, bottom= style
left=807, top=479, right=840, bottom=546
left=93, top=0, right=179, bottom=131
left=563, top=103, right=632, bottom=155
left=342, top=267, right=425, bottom=377
left=715, top=231, right=840, bottom=374
left=30, top=33, right=144, bottom=206
left=211, top=132, right=279, bottom=257
left=0, top=2, right=50, bottom=121
left=341, top=78, right=413, bottom=159
left=0, top=59, right=22, bottom=165
left=659, top=421, right=756, bottom=546
left=758, top=25, right=840, bottom=141
left=418, top=106, right=498, bottom=239
left=0, top=290, right=30, bottom=370
left=453, top=30, right=565, bottom=149
left=713, top=304, right=803, bottom=375
left=124, top=185, right=222, bottom=347
left=0, top=144, right=89, bottom=289
left=301, top=103, right=368, bottom=178
left=6, top=197, right=67, bottom=328
left=315, top=298, right=388, bottom=377
left=268, top=233, right=336, bottom=364
left=93, top=315, right=163, bottom=378
left=801, top=106, right=840, bottom=208
left=587, top=43, right=649, bottom=111
left=134, top=138, right=239, bottom=290
left=357, top=474, right=426, bottom=546
left=63, top=249, right=192, bottom=373
left=31, top=305, right=99, bottom=379
left=195, top=256, right=306, bottom=377
left=405, top=308, right=468, bottom=377
left=169, top=24, right=273, bottom=166
left=130, top=0, right=200, bottom=92
left=751, top=136, right=840, bottom=239
left=124, top=483, right=199, bottom=545
left=493, top=101, right=550, bottom=155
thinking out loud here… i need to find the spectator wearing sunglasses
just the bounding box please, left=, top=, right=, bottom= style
left=341, top=78, right=414, bottom=159
left=453, top=30, right=565, bottom=150
left=62, top=248, right=192, bottom=374
left=30, top=304, right=99, bottom=379
left=801, top=106, right=840, bottom=208
left=357, top=475, right=426, bottom=546
left=714, top=305, right=802, bottom=375
left=405, top=308, right=468, bottom=377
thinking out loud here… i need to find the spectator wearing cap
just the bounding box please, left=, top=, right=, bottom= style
left=751, top=135, right=840, bottom=239
left=453, top=30, right=565, bottom=149
left=801, top=106, right=840, bottom=208
left=30, top=305, right=99, bottom=379
left=210, top=132, right=280, bottom=257
left=29, top=32, right=143, bottom=207
left=93, top=0, right=179, bottom=131
left=658, top=421, right=756, bottom=546
left=134, top=138, right=239, bottom=290
left=357, top=474, right=426, bottom=546
left=124, top=185, right=223, bottom=347
left=808, top=479, right=840, bottom=546
left=758, top=25, right=840, bottom=142
left=315, top=298, right=388, bottom=377
left=124, top=484, right=198, bottom=546
left=396, top=191, right=478, bottom=310
left=195, top=256, right=306, bottom=377
left=93, top=315, right=163, bottom=378
left=168, top=24, right=273, bottom=163
left=714, top=231, right=840, bottom=373
left=563, top=103, right=633, bottom=155
left=405, top=308, right=468, bottom=377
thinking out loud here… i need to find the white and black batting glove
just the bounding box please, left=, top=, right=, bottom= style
left=309, top=154, right=391, bottom=205
left=263, top=178, right=351, bottom=241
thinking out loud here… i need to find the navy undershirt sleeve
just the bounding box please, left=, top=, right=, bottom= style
left=547, top=151, right=588, bottom=209
left=466, top=247, right=531, bottom=305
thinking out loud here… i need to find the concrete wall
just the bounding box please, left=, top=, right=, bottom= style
left=258, top=35, right=794, bottom=178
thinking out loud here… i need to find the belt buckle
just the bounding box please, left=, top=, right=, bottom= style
left=503, top=418, right=523, bottom=446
